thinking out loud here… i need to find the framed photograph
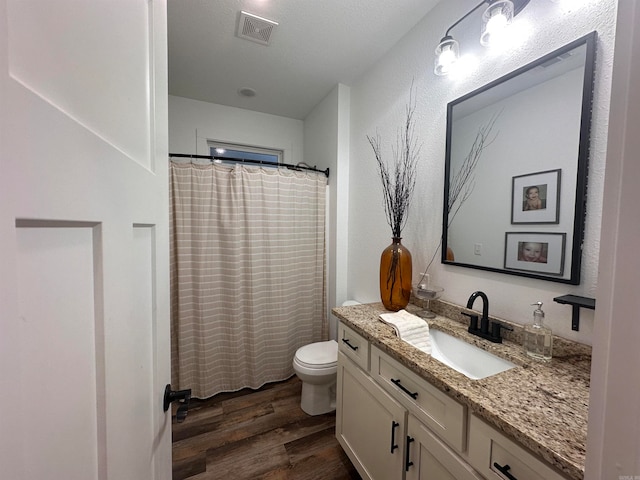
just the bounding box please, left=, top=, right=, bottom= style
left=504, top=232, right=566, bottom=276
left=511, top=169, right=561, bottom=224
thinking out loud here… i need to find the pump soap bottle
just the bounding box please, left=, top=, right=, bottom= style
left=523, top=302, right=553, bottom=361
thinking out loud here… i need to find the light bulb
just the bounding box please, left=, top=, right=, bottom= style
left=434, top=36, right=460, bottom=76
left=486, top=11, right=509, bottom=33
left=439, top=48, right=456, bottom=67
left=480, top=0, right=514, bottom=46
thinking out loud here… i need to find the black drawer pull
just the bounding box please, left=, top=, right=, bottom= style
left=493, top=462, right=518, bottom=480
left=390, top=421, right=399, bottom=453
left=341, top=338, right=358, bottom=351
left=391, top=378, right=418, bottom=399
left=405, top=436, right=414, bottom=471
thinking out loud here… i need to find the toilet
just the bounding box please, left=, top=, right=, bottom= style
left=293, top=300, right=360, bottom=415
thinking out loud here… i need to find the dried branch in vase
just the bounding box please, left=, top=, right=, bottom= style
left=368, top=87, right=421, bottom=310
left=367, top=91, right=421, bottom=238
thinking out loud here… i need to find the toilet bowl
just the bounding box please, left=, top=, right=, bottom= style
left=293, top=300, right=360, bottom=415
left=293, top=340, right=338, bottom=415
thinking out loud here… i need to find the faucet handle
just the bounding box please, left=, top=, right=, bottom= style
left=461, top=311, right=479, bottom=331
left=491, top=322, right=513, bottom=341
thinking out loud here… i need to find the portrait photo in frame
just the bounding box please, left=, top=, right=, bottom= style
left=511, top=169, right=561, bottom=224
left=504, top=232, right=566, bottom=275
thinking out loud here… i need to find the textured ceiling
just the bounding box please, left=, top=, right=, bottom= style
left=168, top=0, right=442, bottom=120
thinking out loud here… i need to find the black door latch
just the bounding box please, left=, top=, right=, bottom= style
left=163, top=384, right=192, bottom=423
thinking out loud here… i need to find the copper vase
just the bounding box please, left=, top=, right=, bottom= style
left=380, top=237, right=412, bottom=311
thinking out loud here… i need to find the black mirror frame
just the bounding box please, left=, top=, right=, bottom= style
left=442, top=31, right=597, bottom=285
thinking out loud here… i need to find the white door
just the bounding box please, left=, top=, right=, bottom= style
left=0, top=1, right=171, bottom=479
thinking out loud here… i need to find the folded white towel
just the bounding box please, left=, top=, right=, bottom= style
left=379, top=310, right=431, bottom=355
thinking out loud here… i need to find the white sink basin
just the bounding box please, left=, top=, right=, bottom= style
left=428, top=329, right=516, bottom=380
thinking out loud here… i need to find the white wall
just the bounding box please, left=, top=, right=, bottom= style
left=168, top=95, right=305, bottom=164
left=347, top=0, right=616, bottom=344
left=586, top=0, right=640, bottom=476
left=304, top=84, right=351, bottom=339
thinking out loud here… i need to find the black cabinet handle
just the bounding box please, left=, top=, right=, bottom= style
left=391, top=378, right=418, bottom=399
left=493, top=462, right=518, bottom=480
left=341, top=338, right=358, bottom=351
left=405, top=436, right=414, bottom=471
left=390, top=421, right=399, bottom=453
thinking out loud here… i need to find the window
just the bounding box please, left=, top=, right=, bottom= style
left=208, top=142, right=283, bottom=168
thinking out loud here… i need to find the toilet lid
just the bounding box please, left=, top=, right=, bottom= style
left=295, top=340, right=338, bottom=368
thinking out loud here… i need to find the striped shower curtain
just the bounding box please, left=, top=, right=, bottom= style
left=170, top=161, right=327, bottom=399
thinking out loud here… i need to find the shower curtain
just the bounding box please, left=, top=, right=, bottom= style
left=170, top=161, right=327, bottom=399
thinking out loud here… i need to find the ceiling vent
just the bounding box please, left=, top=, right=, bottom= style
left=237, top=11, right=278, bottom=46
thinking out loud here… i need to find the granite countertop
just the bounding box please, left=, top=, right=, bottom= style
left=332, top=301, right=591, bottom=480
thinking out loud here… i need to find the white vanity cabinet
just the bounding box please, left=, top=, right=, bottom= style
left=336, top=323, right=477, bottom=480
left=336, top=350, right=406, bottom=480
left=335, top=320, right=574, bottom=480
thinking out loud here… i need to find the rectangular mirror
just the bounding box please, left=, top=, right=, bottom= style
left=442, top=32, right=597, bottom=284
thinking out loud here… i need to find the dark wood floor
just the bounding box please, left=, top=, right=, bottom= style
left=172, top=376, right=362, bottom=480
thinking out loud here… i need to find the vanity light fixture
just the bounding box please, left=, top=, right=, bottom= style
left=434, top=0, right=530, bottom=76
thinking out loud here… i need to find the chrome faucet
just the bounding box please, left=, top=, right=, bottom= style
left=462, top=290, right=512, bottom=343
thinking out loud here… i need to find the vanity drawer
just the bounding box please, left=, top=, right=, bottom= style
left=338, top=322, right=370, bottom=371
left=468, top=414, right=569, bottom=480
left=370, top=346, right=466, bottom=452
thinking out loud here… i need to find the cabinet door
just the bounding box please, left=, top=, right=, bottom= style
left=336, top=352, right=405, bottom=480
left=406, top=415, right=484, bottom=480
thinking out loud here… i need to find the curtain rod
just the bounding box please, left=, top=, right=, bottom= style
left=169, top=153, right=330, bottom=178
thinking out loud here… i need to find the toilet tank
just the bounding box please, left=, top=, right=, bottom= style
left=341, top=300, right=361, bottom=307
left=329, top=300, right=361, bottom=340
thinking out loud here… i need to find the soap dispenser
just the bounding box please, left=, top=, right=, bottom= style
left=523, top=302, right=553, bottom=361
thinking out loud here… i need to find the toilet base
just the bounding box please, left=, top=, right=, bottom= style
left=300, top=380, right=336, bottom=416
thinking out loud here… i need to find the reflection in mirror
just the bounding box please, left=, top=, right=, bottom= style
left=442, top=32, right=596, bottom=284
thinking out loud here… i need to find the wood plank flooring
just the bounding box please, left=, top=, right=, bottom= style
left=172, top=376, right=362, bottom=480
